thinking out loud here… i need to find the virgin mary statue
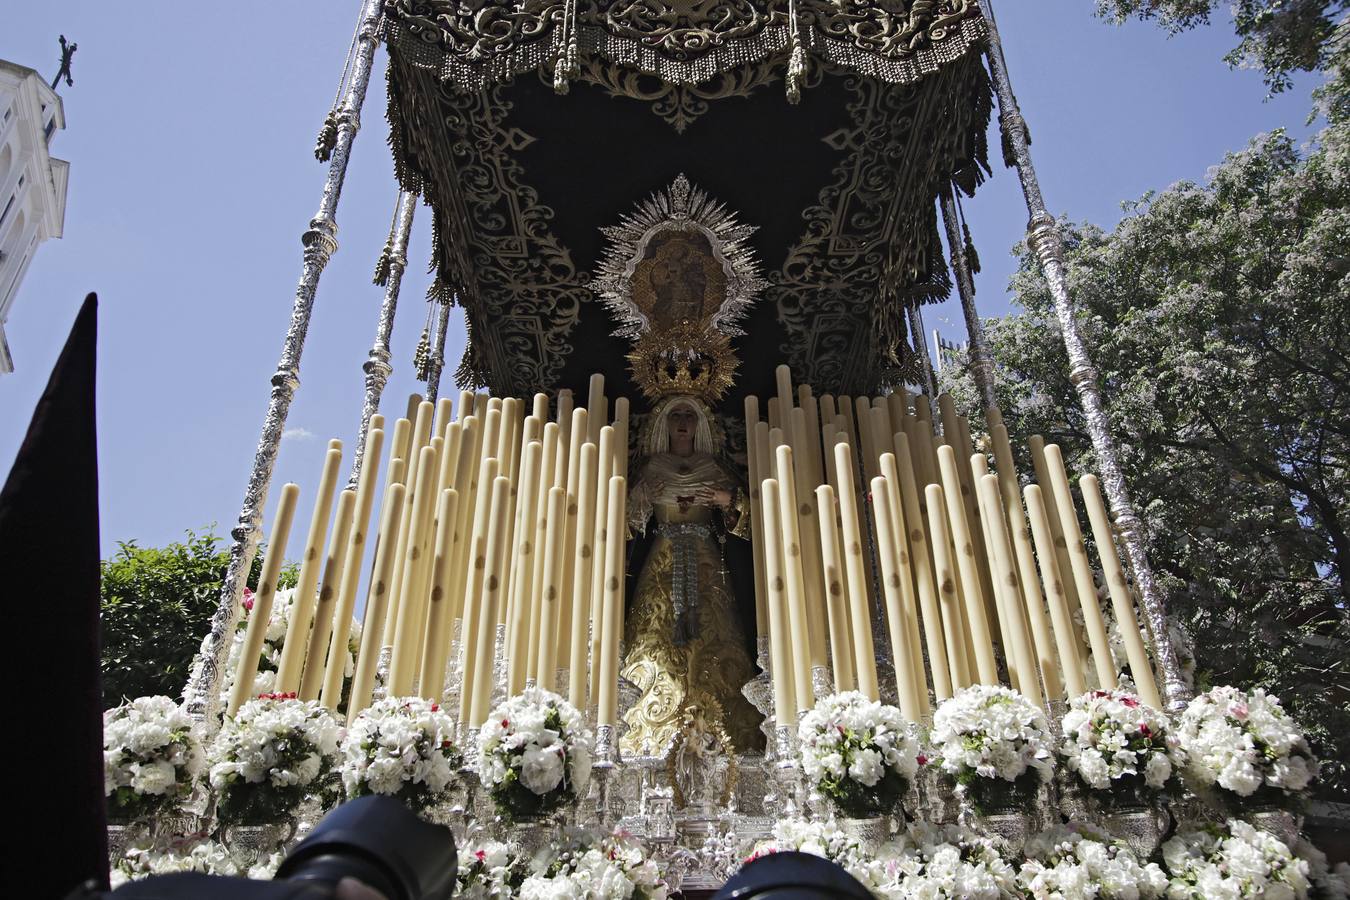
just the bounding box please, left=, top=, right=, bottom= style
left=620, top=394, right=764, bottom=757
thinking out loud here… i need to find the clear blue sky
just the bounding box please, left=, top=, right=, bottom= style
left=0, top=2, right=1322, bottom=559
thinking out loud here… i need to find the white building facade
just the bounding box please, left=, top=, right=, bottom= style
left=0, top=60, right=69, bottom=374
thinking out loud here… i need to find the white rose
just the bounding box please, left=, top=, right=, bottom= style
left=130, top=760, right=177, bottom=795
left=519, top=746, right=565, bottom=795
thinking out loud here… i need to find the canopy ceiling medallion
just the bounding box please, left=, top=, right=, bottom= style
left=596, top=174, right=765, bottom=403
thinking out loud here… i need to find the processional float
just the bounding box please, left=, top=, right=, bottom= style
left=176, top=0, right=1201, bottom=886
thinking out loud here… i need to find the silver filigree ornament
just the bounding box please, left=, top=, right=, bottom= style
left=593, top=174, right=767, bottom=340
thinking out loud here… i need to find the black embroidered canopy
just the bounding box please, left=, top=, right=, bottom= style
left=381, top=0, right=993, bottom=407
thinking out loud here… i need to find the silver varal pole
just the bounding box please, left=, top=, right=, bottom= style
left=424, top=298, right=452, bottom=410
left=350, top=190, right=417, bottom=488
left=183, top=0, right=385, bottom=724
left=939, top=190, right=998, bottom=415
left=908, top=305, right=940, bottom=405
left=977, top=0, right=1190, bottom=708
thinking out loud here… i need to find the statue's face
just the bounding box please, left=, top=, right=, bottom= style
left=667, top=404, right=698, bottom=451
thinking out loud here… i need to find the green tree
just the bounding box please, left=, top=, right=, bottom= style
left=100, top=530, right=296, bottom=706
left=943, top=123, right=1350, bottom=799
left=1094, top=0, right=1349, bottom=120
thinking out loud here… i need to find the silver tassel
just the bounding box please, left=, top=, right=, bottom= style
left=785, top=0, right=806, bottom=104
left=553, top=0, right=580, bottom=95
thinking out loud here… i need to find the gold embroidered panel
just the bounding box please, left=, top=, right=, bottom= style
left=384, top=0, right=987, bottom=90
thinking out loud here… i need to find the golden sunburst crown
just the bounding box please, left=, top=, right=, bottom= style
left=627, top=321, right=738, bottom=405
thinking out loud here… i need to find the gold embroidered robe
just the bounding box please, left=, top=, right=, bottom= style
left=620, top=452, right=763, bottom=756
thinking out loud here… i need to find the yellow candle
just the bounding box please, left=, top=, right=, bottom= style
left=613, top=396, right=630, bottom=481
left=1028, top=435, right=1084, bottom=633
left=819, top=395, right=838, bottom=437
left=347, top=482, right=406, bottom=723
left=297, top=489, right=355, bottom=700
left=1044, top=444, right=1117, bottom=691
left=926, top=483, right=972, bottom=690
left=1024, top=484, right=1087, bottom=697
left=469, top=476, right=512, bottom=726
left=760, top=478, right=798, bottom=725
left=446, top=415, right=481, bottom=629
left=383, top=402, right=435, bottom=646
left=936, top=445, right=999, bottom=684
left=984, top=450, right=1065, bottom=700
left=527, top=422, right=560, bottom=677
left=499, top=397, right=523, bottom=486
left=587, top=373, right=606, bottom=445
left=1080, top=474, right=1162, bottom=709
left=799, top=385, right=824, bottom=489
left=567, top=441, right=599, bottom=709
left=977, top=474, right=1044, bottom=707
left=457, top=456, right=500, bottom=725
left=457, top=390, right=475, bottom=424
left=588, top=426, right=616, bottom=708
left=405, top=392, right=424, bottom=423
left=815, top=485, right=857, bottom=694
left=556, top=388, right=574, bottom=446
left=319, top=423, right=385, bottom=708
left=775, top=444, right=817, bottom=713
left=952, top=400, right=998, bottom=633
left=745, top=397, right=769, bottom=637
left=435, top=397, right=454, bottom=439
left=388, top=444, right=441, bottom=695
left=596, top=475, right=627, bottom=727
left=790, top=407, right=829, bottom=670
left=775, top=364, right=794, bottom=426
left=832, top=441, right=880, bottom=701
left=506, top=440, right=542, bottom=695
left=855, top=396, right=879, bottom=480
left=228, top=483, right=301, bottom=716
left=870, top=401, right=895, bottom=460
left=557, top=407, right=588, bottom=672
left=894, top=434, right=952, bottom=699
left=870, top=476, right=926, bottom=722
left=837, top=396, right=860, bottom=462
left=535, top=486, right=567, bottom=691
left=418, top=488, right=460, bottom=701
left=878, top=453, right=930, bottom=714
left=276, top=443, right=343, bottom=693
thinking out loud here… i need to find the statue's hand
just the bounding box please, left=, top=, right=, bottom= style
left=695, top=487, right=733, bottom=509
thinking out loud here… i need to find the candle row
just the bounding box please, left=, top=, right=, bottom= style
left=226, top=375, right=632, bottom=733
left=747, top=365, right=1163, bottom=726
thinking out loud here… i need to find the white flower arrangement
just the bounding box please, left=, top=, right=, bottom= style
left=932, top=685, right=1054, bottom=811
left=110, top=837, right=283, bottom=888
left=477, top=687, right=593, bottom=821
left=518, top=831, right=670, bottom=900
left=1175, top=686, right=1318, bottom=805
left=110, top=839, right=241, bottom=889
left=209, top=695, right=342, bottom=825
left=457, top=838, right=527, bottom=899
left=1162, top=820, right=1311, bottom=899
left=1060, top=689, right=1185, bottom=801
left=876, top=822, right=1018, bottom=899
left=104, top=695, right=205, bottom=819
left=1017, top=824, right=1168, bottom=900
left=798, top=691, right=921, bottom=818
left=341, top=696, right=460, bottom=813
left=216, top=586, right=363, bottom=710
left=748, top=817, right=888, bottom=893
left=1292, top=837, right=1350, bottom=900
